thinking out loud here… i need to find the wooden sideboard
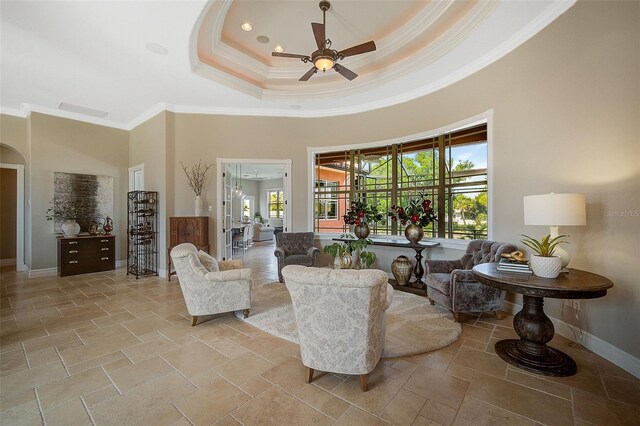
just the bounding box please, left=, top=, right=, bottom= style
left=57, top=235, right=116, bottom=277
left=168, top=216, right=210, bottom=280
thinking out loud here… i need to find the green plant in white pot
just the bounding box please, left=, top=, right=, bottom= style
left=521, top=234, right=569, bottom=278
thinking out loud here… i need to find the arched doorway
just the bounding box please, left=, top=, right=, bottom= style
left=0, top=143, right=27, bottom=272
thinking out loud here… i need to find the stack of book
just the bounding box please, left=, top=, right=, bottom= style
left=497, top=258, right=532, bottom=274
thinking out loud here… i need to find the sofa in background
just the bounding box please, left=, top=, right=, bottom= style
left=253, top=223, right=275, bottom=242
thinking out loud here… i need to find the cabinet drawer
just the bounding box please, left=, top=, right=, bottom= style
left=57, top=236, right=116, bottom=277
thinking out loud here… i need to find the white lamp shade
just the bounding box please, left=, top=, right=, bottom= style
left=524, top=193, right=586, bottom=226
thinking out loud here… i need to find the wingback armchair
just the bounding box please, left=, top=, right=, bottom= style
left=282, top=265, right=393, bottom=392
left=170, top=243, right=252, bottom=326
left=425, top=240, right=516, bottom=321
left=274, top=232, right=320, bottom=282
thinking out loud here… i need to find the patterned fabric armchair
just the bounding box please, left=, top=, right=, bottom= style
left=274, top=232, right=320, bottom=282
left=282, top=265, right=393, bottom=392
left=425, top=240, right=516, bottom=321
left=170, top=243, right=252, bottom=326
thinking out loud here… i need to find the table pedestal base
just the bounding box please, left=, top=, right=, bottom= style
left=495, top=339, right=576, bottom=376
left=496, top=294, right=577, bottom=377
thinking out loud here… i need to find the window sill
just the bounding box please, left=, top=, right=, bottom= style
left=314, top=233, right=470, bottom=250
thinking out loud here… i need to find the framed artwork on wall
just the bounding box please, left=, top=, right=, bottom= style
left=53, top=172, right=114, bottom=233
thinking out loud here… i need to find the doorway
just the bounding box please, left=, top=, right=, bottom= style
left=0, top=162, right=25, bottom=272
left=129, top=164, right=145, bottom=191
left=216, top=159, right=291, bottom=260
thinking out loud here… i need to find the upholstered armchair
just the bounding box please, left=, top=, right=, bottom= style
left=170, top=243, right=252, bottom=326
left=282, top=265, right=393, bottom=392
left=425, top=240, right=517, bottom=321
left=274, top=232, right=320, bottom=282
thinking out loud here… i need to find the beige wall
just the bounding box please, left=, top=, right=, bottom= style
left=29, top=113, right=129, bottom=270
left=0, top=115, right=28, bottom=161
left=129, top=111, right=174, bottom=273
left=0, top=168, right=17, bottom=259
left=164, top=1, right=640, bottom=358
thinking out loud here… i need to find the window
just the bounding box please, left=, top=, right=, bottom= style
left=242, top=196, right=254, bottom=219
left=315, top=180, right=339, bottom=220
left=313, top=123, right=488, bottom=239
left=268, top=189, right=284, bottom=218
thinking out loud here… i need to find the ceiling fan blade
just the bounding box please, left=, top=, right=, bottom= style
left=312, top=22, right=325, bottom=50
left=334, top=64, right=357, bottom=81
left=299, top=67, right=317, bottom=81
left=338, top=40, right=376, bottom=58
left=272, top=52, right=310, bottom=60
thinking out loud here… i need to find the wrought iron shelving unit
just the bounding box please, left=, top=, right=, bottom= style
left=127, top=191, right=158, bottom=278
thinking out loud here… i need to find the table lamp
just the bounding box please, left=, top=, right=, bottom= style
left=523, top=193, right=586, bottom=268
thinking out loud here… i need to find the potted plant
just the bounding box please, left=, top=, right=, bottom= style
left=46, top=198, right=88, bottom=237
left=521, top=234, right=569, bottom=278
left=343, top=200, right=383, bottom=239
left=323, top=241, right=350, bottom=269
left=324, top=233, right=378, bottom=269
left=388, top=192, right=437, bottom=243
left=254, top=212, right=266, bottom=225
left=180, top=160, right=213, bottom=216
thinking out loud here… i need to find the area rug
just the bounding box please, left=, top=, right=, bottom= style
left=235, top=282, right=461, bottom=358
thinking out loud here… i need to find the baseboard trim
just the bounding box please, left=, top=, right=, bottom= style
left=158, top=268, right=167, bottom=278
left=28, top=267, right=57, bottom=278
left=115, top=260, right=125, bottom=268
left=0, top=258, right=16, bottom=266
left=502, top=301, right=640, bottom=379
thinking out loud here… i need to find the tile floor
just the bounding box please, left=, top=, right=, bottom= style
left=1, top=242, right=638, bottom=425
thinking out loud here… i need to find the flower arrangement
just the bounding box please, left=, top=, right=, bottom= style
left=343, top=200, right=383, bottom=226
left=45, top=198, right=88, bottom=221
left=388, top=193, right=437, bottom=227
left=180, top=160, right=213, bottom=196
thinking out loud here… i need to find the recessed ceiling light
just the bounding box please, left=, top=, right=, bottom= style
left=241, top=23, right=252, bottom=31
left=256, top=35, right=270, bottom=44
left=273, top=45, right=284, bottom=53
left=145, top=42, right=168, bottom=55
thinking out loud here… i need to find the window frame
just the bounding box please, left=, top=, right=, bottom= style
left=268, top=189, right=284, bottom=219
left=315, top=179, right=339, bottom=221
left=307, top=112, right=493, bottom=244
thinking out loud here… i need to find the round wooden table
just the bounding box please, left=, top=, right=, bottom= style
left=472, top=263, right=613, bottom=377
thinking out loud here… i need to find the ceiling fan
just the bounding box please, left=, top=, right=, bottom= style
left=272, top=0, right=376, bottom=81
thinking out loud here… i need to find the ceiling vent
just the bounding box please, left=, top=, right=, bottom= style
left=58, top=102, right=109, bottom=118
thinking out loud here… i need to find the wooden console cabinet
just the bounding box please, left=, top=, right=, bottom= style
left=168, top=216, right=210, bottom=280
left=57, top=235, right=116, bottom=277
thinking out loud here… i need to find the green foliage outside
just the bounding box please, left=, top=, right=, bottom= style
left=355, top=150, right=488, bottom=239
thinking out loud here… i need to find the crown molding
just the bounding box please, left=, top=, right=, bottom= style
left=0, top=0, right=576, bottom=131
left=0, top=105, right=29, bottom=118
left=127, top=103, right=172, bottom=130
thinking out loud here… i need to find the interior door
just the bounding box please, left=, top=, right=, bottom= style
left=223, top=164, right=233, bottom=260
left=282, top=171, right=288, bottom=232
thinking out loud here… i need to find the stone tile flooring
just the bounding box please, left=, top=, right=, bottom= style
left=1, top=242, right=638, bottom=425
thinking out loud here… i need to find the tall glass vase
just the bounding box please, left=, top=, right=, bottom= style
left=195, top=195, right=204, bottom=216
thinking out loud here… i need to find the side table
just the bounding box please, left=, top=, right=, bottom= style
left=472, top=263, right=613, bottom=377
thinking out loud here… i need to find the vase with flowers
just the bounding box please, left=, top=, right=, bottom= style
left=343, top=200, right=383, bottom=239
left=46, top=198, right=88, bottom=237
left=180, top=160, right=213, bottom=216
left=388, top=193, right=437, bottom=243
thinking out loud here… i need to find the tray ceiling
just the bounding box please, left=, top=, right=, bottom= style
left=0, top=0, right=575, bottom=128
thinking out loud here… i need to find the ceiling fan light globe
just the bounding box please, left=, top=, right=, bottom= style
left=314, top=57, right=334, bottom=72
